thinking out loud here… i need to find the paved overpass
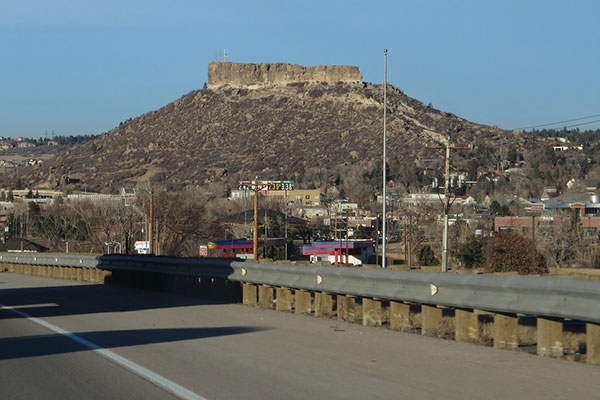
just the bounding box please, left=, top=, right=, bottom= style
left=1, top=272, right=598, bottom=399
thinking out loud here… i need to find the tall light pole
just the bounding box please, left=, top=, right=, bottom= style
left=382, top=49, right=388, bottom=268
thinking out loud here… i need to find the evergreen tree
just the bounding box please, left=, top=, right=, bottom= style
left=456, top=235, right=483, bottom=269
left=489, top=200, right=510, bottom=216
left=418, top=245, right=439, bottom=266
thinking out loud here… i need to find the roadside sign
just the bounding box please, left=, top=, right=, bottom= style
left=134, top=241, right=149, bottom=254
left=199, top=245, right=208, bottom=256
left=238, top=180, right=294, bottom=191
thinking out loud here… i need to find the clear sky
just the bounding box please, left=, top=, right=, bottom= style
left=1, top=0, right=599, bottom=138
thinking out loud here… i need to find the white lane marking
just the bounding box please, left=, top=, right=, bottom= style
left=1, top=303, right=207, bottom=400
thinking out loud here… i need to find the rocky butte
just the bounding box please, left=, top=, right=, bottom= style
left=208, top=61, right=363, bottom=88
left=9, top=61, right=514, bottom=193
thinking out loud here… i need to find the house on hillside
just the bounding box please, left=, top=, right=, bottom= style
left=216, top=209, right=307, bottom=231
left=540, top=187, right=559, bottom=201
left=0, top=237, right=49, bottom=253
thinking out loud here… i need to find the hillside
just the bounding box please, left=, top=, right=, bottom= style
left=8, top=62, right=525, bottom=194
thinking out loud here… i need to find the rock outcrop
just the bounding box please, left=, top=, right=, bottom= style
left=208, top=62, right=362, bottom=88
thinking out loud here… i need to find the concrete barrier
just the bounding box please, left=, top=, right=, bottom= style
left=294, top=290, right=312, bottom=315
left=243, top=283, right=258, bottom=305
left=537, top=317, right=563, bottom=358
left=390, top=301, right=411, bottom=331
left=494, top=313, right=519, bottom=350
left=276, top=288, right=293, bottom=312
left=258, top=285, right=274, bottom=309
left=362, top=298, right=382, bottom=327
left=314, top=292, right=333, bottom=318
left=455, top=308, right=479, bottom=343
left=422, top=304, right=443, bottom=337
left=337, top=295, right=357, bottom=323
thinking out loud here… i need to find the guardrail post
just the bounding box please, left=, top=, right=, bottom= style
left=537, top=316, right=563, bottom=358
left=455, top=308, right=479, bottom=342
left=588, top=322, right=600, bottom=365
left=103, top=270, right=112, bottom=283
left=422, top=304, right=443, bottom=337
left=258, top=285, right=274, bottom=309
left=95, top=269, right=105, bottom=283
left=276, top=287, right=293, bottom=311
left=83, top=268, right=91, bottom=281
left=295, top=290, right=312, bottom=314
left=493, top=312, right=519, bottom=349
left=337, top=295, right=357, bottom=323
left=242, top=283, right=258, bottom=305
left=314, top=292, right=333, bottom=318
left=390, top=301, right=411, bottom=331
left=76, top=268, right=84, bottom=281
left=362, top=298, right=382, bottom=327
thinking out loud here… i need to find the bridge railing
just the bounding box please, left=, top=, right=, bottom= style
left=1, top=252, right=599, bottom=365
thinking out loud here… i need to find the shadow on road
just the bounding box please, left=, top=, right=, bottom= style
left=0, top=326, right=264, bottom=360
left=0, top=276, right=237, bottom=321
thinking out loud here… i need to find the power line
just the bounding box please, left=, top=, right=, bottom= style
left=563, top=119, right=600, bottom=129
left=514, top=113, right=600, bottom=130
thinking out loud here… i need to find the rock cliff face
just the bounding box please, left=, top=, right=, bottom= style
left=208, top=62, right=362, bottom=88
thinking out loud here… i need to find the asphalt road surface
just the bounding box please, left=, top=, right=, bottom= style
left=1, top=272, right=599, bottom=400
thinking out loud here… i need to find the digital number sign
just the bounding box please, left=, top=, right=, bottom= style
left=238, top=180, right=294, bottom=191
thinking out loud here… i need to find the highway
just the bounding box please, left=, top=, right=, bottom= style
left=1, top=272, right=598, bottom=400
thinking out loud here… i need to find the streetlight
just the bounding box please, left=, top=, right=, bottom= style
left=382, top=48, right=388, bottom=268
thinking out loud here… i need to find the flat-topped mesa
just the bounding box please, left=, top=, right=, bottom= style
left=208, top=62, right=362, bottom=88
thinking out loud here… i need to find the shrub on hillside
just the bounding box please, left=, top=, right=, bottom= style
left=482, top=231, right=548, bottom=275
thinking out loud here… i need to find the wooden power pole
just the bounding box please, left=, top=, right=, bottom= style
left=426, top=136, right=470, bottom=272
left=238, top=179, right=295, bottom=262
left=149, top=191, right=154, bottom=255
left=253, top=187, right=259, bottom=262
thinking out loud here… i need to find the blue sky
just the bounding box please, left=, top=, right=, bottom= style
left=1, top=0, right=599, bottom=138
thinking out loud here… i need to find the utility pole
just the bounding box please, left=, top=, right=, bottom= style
left=426, top=136, right=470, bottom=272
left=149, top=190, right=154, bottom=254
left=238, top=179, right=294, bottom=262
left=284, top=189, right=288, bottom=260
left=253, top=186, right=259, bottom=261
left=382, top=48, right=388, bottom=268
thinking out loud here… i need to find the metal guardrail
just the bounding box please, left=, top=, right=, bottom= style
left=1, top=253, right=599, bottom=323
left=0, top=253, right=234, bottom=278
left=0, top=253, right=100, bottom=268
